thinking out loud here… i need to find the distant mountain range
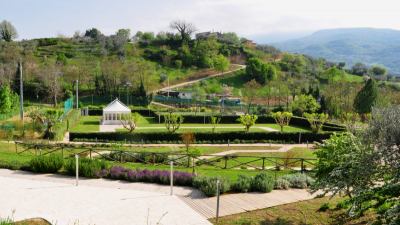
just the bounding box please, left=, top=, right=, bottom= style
left=270, top=28, right=400, bottom=75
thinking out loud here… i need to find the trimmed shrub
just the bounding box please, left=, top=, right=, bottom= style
left=251, top=173, right=275, bottom=193
left=274, top=178, right=290, bottom=190
left=64, top=158, right=107, bottom=178
left=193, top=176, right=231, bottom=197
left=281, top=174, right=314, bottom=189
left=232, top=175, right=253, bottom=193
left=29, top=154, right=63, bottom=173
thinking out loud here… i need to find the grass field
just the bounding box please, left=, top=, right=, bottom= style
left=71, top=115, right=310, bottom=133
left=208, top=147, right=316, bottom=169
left=210, top=196, right=375, bottom=225
left=70, top=116, right=100, bottom=132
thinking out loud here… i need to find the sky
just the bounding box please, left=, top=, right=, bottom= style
left=2, top=0, right=400, bottom=42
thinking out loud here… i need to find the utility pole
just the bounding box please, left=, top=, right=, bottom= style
left=75, top=80, right=79, bottom=109
left=19, top=61, right=24, bottom=121
left=167, top=76, right=170, bottom=98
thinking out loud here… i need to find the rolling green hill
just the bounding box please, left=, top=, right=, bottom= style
left=272, top=28, right=400, bottom=75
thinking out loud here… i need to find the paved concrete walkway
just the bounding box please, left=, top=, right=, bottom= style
left=0, top=169, right=319, bottom=222
left=0, top=170, right=210, bottom=225
left=198, top=144, right=310, bottom=160
left=99, top=125, right=125, bottom=132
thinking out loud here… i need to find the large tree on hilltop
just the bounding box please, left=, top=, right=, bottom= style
left=0, top=20, right=18, bottom=42
left=170, top=20, right=196, bottom=43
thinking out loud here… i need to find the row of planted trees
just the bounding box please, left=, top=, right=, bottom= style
left=120, top=111, right=330, bottom=134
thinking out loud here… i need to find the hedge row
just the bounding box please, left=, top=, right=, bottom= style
left=87, top=108, right=157, bottom=117
left=69, top=131, right=334, bottom=144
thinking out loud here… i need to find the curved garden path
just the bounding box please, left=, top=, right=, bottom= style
left=0, top=169, right=319, bottom=222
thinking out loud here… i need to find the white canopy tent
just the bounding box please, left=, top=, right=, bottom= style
left=102, top=98, right=131, bottom=125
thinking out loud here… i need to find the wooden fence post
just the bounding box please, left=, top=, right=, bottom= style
left=224, top=156, right=228, bottom=169
left=262, top=157, right=265, bottom=170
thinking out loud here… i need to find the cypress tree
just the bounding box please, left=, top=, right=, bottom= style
left=353, top=78, right=378, bottom=114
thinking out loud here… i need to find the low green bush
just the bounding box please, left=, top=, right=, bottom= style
left=64, top=158, right=107, bottom=178
left=251, top=173, right=275, bottom=193
left=29, top=154, right=64, bottom=173
left=318, top=203, right=330, bottom=212
left=193, top=176, right=231, bottom=197
left=274, top=178, right=290, bottom=190
left=232, top=175, right=253, bottom=192
left=281, top=174, right=314, bottom=189
left=0, top=160, right=29, bottom=171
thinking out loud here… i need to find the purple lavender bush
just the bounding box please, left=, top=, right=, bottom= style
left=109, top=166, right=128, bottom=179
left=104, top=166, right=195, bottom=187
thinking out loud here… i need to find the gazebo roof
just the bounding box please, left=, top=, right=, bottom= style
left=103, top=98, right=131, bottom=113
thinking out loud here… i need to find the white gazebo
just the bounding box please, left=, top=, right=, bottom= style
left=101, top=98, right=131, bottom=125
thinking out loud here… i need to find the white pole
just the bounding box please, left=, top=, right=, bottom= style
left=75, top=154, right=79, bottom=186
left=76, top=80, right=79, bottom=109
left=170, top=161, right=174, bottom=195
left=216, top=179, right=220, bottom=223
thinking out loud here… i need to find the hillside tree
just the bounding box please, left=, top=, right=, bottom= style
left=170, top=20, right=196, bottom=43
left=213, top=54, right=230, bottom=75
left=0, top=20, right=18, bottom=42
left=353, top=78, right=378, bottom=115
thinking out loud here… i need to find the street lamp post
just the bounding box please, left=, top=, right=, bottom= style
left=124, top=82, right=132, bottom=105
left=75, top=80, right=79, bottom=109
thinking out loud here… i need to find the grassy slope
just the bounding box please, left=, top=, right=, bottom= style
left=211, top=196, right=375, bottom=225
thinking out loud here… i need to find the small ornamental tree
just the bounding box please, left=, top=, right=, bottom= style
left=304, top=112, right=328, bottom=133
left=164, top=112, right=183, bottom=133
left=181, top=132, right=195, bottom=167
left=238, top=114, right=258, bottom=133
left=121, top=113, right=140, bottom=133
left=28, top=109, right=62, bottom=138
left=210, top=116, right=221, bottom=133
left=271, top=111, right=293, bottom=132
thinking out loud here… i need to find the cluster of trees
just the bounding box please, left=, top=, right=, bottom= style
left=313, top=106, right=400, bottom=224
left=134, top=21, right=235, bottom=70
left=350, top=62, right=388, bottom=78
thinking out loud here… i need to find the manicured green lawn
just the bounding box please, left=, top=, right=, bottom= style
left=208, top=147, right=316, bottom=169
left=71, top=115, right=310, bottom=134
left=70, top=116, right=100, bottom=132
